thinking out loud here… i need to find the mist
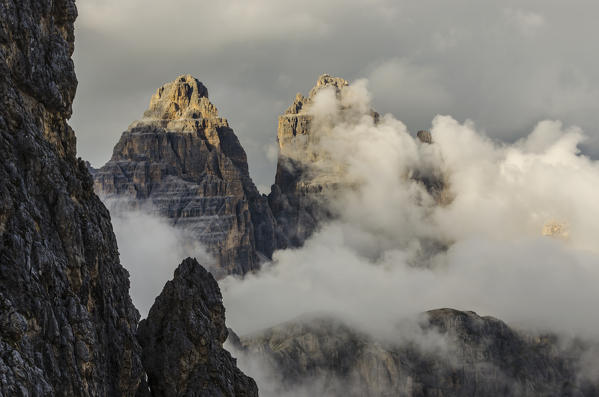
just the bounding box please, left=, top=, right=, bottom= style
left=108, top=203, right=213, bottom=317
left=220, top=80, right=599, bottom=340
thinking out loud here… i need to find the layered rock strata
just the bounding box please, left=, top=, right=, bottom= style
left=240, top=309, right=596, bottom=397
left=138, top=257, right=259, bottom=397
left=93, top=76, right=276, bottom=277
left=0, top=1, right=143, bottom=394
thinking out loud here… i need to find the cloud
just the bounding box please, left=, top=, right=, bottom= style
left=108, top=203, right=213, bottom=317
left=97, top=75, right=599, bottom=393
left=220, top=81, right=599, bottom=342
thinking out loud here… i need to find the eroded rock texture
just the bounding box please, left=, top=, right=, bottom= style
left=93, top=75, right=276, bottom=277
left=0, top=0, right=143, bottom=395
left=268, top=74, right=353, bottom=248
left=268, top=75, right=450, bottom=249
left=240, top=310, right=596, bottom=397
left=137, top=258, right=258, bottom=397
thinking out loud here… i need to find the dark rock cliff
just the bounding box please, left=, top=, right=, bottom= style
left=138, top=257, right=258, bottom=397
left=93, top=75, right=276, bottom=277
left=0, top=0, right=143, bottom=395
left=0, top=2, right=258, bottom=396
left=240, top=310, right=596, bottom=397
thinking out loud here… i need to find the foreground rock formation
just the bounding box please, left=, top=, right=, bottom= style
left=93, top=75, right=276, bottom=277
left=239, top=309, right=596, bottom=397
left=138, top=258, right=258, bottom=397
left=0, top=2, right=258, bottom=396
left=0, top=1, right=144, bottom=394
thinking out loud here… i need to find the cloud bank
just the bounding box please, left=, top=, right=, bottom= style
left=108, top=204, right=212, bottom=317
left=220, top=80, right=599, bottom=341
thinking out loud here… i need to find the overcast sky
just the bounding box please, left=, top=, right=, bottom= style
left=72, top=0, right=599, bottom=191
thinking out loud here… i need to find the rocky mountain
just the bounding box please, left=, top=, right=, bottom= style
left=268, top=74, right=358, bottom=248
left=239, top=309, right=596, bottom=397
left=0, top=2, right=257, bottom=396
left=138, top=257, right=258, bottom=397
left=93, top=75, right=276, bottom=277
left=0, top=0, right=144, bottom=394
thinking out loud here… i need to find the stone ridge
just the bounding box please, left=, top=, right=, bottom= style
left=241, top=310, right=597, bottom=396
left=0, top=1, right=144, bottom=395
left=284, top=74, right=348, bottom=116
left=94, top=75, right=276, bottom=277
left=137, top=257, right=258, bottom=397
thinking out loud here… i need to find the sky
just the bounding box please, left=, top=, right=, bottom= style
left=72, top=0, right=599, bottom=192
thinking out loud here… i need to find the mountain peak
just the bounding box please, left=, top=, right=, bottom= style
left=309, top=74, right=348, bottom=99
left=284, top=74, right=349, bottom=115
left=142, top=74, right=216, bottom=121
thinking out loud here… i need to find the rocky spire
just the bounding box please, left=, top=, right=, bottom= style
left=143, top=74, right=211, bottom=120
left=269, top=74, right=356, bottom=248
left=138, top=258, right=258, bottom=397
left=417, top=129, right=433, bottom=144
left=94, top=75, right=276, bottom=277
left=240, top=309, right=597, bottom=396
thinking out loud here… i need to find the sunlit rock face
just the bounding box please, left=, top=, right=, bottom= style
left=239, top=310, right=597, bottom=397
left=268, top=74, right=356, bottom=248
left=94, top=75, right=276, bottom=277
left=0, top=1, right=144, bottom=394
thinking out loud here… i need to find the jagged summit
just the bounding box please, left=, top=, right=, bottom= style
left=138, top=258, right=258, bottom=396
left=309, top=73, right=349, bottom=98
left=130, top=74, right=226, bottom=132
left=285, top=74, right=349, bottom=115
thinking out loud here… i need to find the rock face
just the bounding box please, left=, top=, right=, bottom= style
left=137, top=258, right=258, bottom=397
left=240, top=310, right=596, bottom=397
left=93, top=75, right=276, bottom=277
left=268, top=74, right=352, bottom=248
left=0, top=1, right=144, bottom=395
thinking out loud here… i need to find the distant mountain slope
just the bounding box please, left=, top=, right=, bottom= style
left=239, top=310, right=596, bottom=397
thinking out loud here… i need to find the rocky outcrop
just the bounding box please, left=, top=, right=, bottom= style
left=93, top=75, right=276, bottom=277
left=412, top=129, right=451, bottom=205
left=137, top=257, right=258, bottom=397
left=268, top=74, right=355, bottom=248
left=0, top=1, right=144, bottom=395
left=240, top=310, right=596, bottom=397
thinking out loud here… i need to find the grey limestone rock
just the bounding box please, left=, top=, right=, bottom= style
left=268, top=74, right=351, bottom=248
left=0, top=0, right=144, bottom=395
left=241, top=310, right=597, bottom=397
left=137, top=257, right=258, bottom=397
left=93, top=75, right=276, bottom=277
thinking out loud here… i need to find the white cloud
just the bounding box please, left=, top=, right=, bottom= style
left=108, top=204, right=213, bottom=318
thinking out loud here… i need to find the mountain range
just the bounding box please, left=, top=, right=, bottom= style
left=0, top=1, right=597, bottom=396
